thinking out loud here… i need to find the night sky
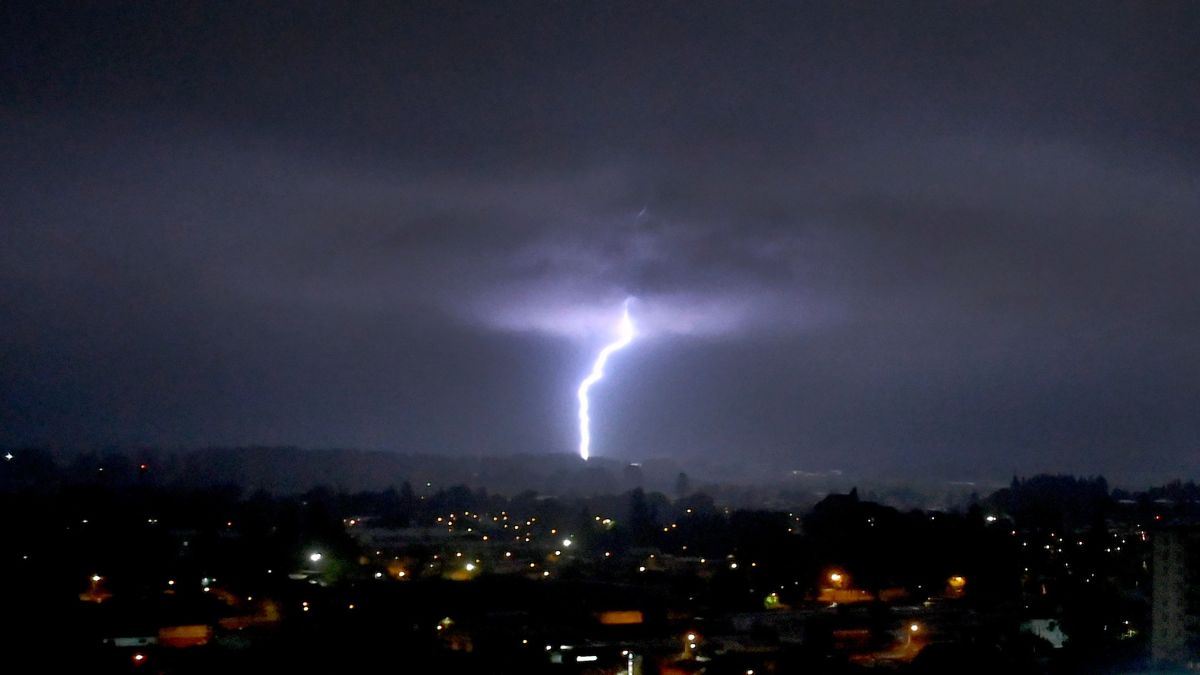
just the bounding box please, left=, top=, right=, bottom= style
left=3, top=2, right=1199, bottom=484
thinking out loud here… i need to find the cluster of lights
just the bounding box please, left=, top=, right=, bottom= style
left=359, top=505, right=780, bottom=584
left=88, top=489, right=1159, bottom=663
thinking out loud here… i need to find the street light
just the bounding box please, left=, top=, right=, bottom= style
left=906, top=622, right=921, bottom=646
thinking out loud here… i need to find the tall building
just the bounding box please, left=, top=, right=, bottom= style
left=1151, top=527, right=1200, bottom=666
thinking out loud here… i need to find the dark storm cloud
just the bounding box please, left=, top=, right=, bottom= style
left=2, top=2, right=1199, bottom=482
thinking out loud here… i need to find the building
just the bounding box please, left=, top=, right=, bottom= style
left=1151, top=527, right=1200, bottom=666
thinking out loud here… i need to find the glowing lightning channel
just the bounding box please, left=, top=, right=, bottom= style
left=577, top=299, right=636, bottom=461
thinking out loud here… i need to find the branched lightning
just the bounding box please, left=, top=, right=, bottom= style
left=577, top=298, right=636, bottom=461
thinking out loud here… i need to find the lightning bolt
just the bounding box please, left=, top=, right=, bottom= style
left=577, top=298, right=636, bottom=461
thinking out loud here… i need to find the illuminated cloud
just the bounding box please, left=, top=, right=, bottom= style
left=3, top=3, right=1199, bottom=481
